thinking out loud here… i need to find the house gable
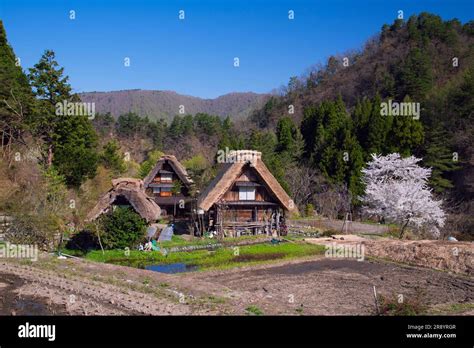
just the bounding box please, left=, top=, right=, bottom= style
left=197, top=151, right=298, bottom=214
left=143, top=155, right=194, bottom=198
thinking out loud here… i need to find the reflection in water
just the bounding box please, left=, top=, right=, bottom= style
left=145, top=263, right=198, bottom=274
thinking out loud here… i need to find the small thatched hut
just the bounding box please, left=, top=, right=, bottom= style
left=143, top=155, right=194, bottom=217
left=197, top=150, right=298, bottom=237
left=86, top=178, right=161, bottom=223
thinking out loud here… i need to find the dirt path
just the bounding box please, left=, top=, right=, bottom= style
left=1, top=252, right=473, bottom=315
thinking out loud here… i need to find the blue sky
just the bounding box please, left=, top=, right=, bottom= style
left=1, top=0, right=472, bottom=98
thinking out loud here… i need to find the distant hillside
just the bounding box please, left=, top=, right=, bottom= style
left=79, top=90, right=270, bottom=121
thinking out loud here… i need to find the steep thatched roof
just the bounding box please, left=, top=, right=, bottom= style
left=143, top=155, right=194, bottom=188
left=86, top=178, right=161, bottom=223
left=197, top=150, right=298, bottom=214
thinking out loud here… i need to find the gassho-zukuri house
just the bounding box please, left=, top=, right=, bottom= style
left=143, top=154, right=194, bottom=218
left=85, top=178, right=161, bottom=223
left=196, top=150, right=298, bottom=237
left=85, top=150, right=298, bottom=238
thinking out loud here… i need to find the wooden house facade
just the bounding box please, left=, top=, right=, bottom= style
left=143, top=155, right=194, bottom=217
left=197, top=150, right=298, bottom=237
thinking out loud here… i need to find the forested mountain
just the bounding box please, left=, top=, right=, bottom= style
left=248, top=13, right=474, bottom=236
left=251, top=13, right=474, bottom=128
left=80, top=90, right=270, bottom=122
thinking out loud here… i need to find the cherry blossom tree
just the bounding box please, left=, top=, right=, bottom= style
left=361, top=153, right=445, bottom=239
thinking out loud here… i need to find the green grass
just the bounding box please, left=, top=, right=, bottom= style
left=65, top=234, right=270, bottom=253
left=428, top=302, right=474, bottom=315
left=246, top=305, right=264, bottom=315
left=83, top=241, right=325, bottom=271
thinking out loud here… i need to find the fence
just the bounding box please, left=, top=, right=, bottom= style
left=0, top=213, right=13, bottom=241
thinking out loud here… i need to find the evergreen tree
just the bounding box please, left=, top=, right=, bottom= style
left=28, top=49, right=98, bottom=186
left=276, top=116, right=304, bottom=164
left=0, top=20, right=35, bottom=157
left=365, top=94, right=392, bottom=157
left=248, top=130, right=289, bottom=193
left=182, top=114, right=194, bottom=136
left=100, top=140, right=126, bottom=174
left=52, top=114, right=98, bottom=187
left=422, top=127, right=460, bottom=193
left=300, top=105, right=319, bottom=157
left=276, top=116, right=295, bottom=153
left=168, top=115, right=183, bottom=138
left=397, top=48, right=433, bottom=100
left=116, top=112, right=145, bottom=138
left=147, top=119, right=166, bottom=149
left=340, top=125, right=365, bottom=200
left=385, top=97, right=424, bottom=156
left=302, top=98, right=364, bottom=200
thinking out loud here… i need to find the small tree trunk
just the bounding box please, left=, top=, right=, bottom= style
left=398, top=219, right=410, bottom=239
left=47, top=144, right=53, bottom=167
left=95, top=222, right=105, bottom=255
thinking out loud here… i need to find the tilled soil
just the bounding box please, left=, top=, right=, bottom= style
left=183, top=258, right=474, bottom=315
left=0, top=273, right=68, bottom=315
left=0, top=253, right=473, bottom=315
left=0, top=258, right=232, bottom=315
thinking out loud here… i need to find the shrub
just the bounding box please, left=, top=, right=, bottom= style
left=99, top=207, right=147, bottom=249
left=138, top=150, right=164, bottom=179
left=304, top=203, right=315, bottom=217
left=320, top=229, right=338, bottom=237
left=378, top=289, right=427, bottom=315
left=245, top=305, right=264, bottom=316
left=65, top=229, right=99, bottom=252
left=5, top=214, right=61, bottom=251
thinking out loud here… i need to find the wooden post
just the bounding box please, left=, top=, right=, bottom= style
left=254, top=206, right=258, bottom=235
left=276, top=210, right=280, bottom=237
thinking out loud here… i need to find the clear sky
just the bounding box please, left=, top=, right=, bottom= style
left=1, top=0, right=472, bottom=98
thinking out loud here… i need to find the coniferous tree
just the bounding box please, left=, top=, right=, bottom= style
left=365, top=94, right=392, bottom=157
left=0, top=20, right=35, bottom=158
left=397, top=48, right=433, bottom=100
left=100, top=140, right=126, bottom=174
left=385, top=97, right=424, bottom=157
left=28, top=50, right=98, bottom=186
left=422, top=127, right=460, bottom=193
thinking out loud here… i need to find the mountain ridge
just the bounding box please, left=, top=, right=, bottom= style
left=79, top=89, right=271, bottom=121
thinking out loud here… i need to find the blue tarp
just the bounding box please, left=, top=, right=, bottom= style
left=146, top=226, right=157, bottom=239
left=158, top=225, right=174, bottom=241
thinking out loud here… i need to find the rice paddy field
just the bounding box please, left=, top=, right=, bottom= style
left=81, top=239, right=326, bottom=271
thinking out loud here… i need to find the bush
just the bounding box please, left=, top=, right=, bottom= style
left=320, top=229, right=338, bottom=237
left=5, top=214, right=61, bottom=251
left=245, top=305, right=264, bottom=316
left=138, top=150, right=164, bottom=179
left=378, top=289, right=427, bottom=315
left=65, top=229, right=99, bottom=252
left=304, top=203, right=315, bottom=217
left=99, top=207, right=147, bottom=249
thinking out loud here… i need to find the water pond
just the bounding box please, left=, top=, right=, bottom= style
left=144, top=262, right=198, bottom=274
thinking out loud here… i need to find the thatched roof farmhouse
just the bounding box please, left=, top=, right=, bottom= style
left=143, top=155, right=194, bottom=217
left=85, top=178, right=161, bottom=223
left=197, top=150, right=298, bottom=237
